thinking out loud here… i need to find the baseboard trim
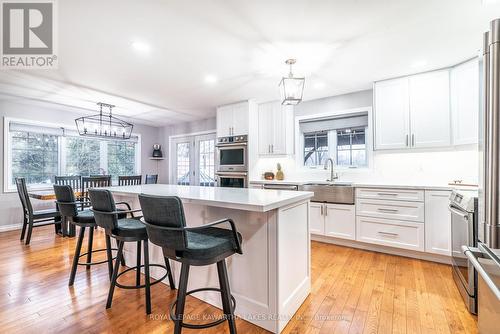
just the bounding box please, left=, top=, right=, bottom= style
left=311, top=234, right=452, bottom=265
left=0, top=223, right=22, bottom=233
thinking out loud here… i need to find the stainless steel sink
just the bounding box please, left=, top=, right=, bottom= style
left=299, top=182, right=355, bottom=204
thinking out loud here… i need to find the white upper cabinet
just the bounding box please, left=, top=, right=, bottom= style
left=409, top=70, right=451, bottom=148
left=374, top=68, right=453, bottom=150
left=216, top=101, right=249, bottom=137
left=258, top=101, right=294, bottom=155
left=374, top=78, right=410, bottom=149
left=451, top=59, right=480, bottom=145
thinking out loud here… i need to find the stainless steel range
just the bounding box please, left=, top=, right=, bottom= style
left=450, top=189, right=478, bottom=314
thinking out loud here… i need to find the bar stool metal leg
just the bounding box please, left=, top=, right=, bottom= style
left=218, top=260, right=237, bottom=334
left=86, top=227, right=94, bottom=270
left=105, top=234, right=113, bottom=279
left=174, top=263, right=190, bottom=334
left=69, top=226, right=86, bottom=286
left=107, top=241, right=124, bottom=309
left=164, top=257, right=176, bottom=289
left=136, top=240, right=142, bottom=286
left=143, top=240, right=151, bottom=315
left=25, top=218, right=34, bottom=245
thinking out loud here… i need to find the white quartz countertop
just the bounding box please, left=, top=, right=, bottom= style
left=249, top=179, right=477, bottom=191
left=104, top=184, right=313, bottom=212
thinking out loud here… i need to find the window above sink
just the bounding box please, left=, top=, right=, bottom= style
left=296, top=108, right=373, bottom=170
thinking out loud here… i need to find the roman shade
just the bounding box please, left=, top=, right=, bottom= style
left=299, top=113, right=368, bottom=133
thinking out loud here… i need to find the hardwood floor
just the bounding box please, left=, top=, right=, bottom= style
left=0, top=226, right=477, bottom=333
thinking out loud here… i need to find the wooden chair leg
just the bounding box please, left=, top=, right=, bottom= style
left=164, top=257, right=176, bottom=289
left=105, top=235, right=113, bottom=280
left=86, top=226, right=94, bottom=270
left=25, top=218, right=34, bottom=245
left=136, top=241, right=142, bottom=287
left=217, top=260, right=237, bottom=334
left=106, top=240, right=124, bottom=309
left=174, top=263, right=190, bottom=334
left=69, top=227, right=86, bottom=286
left=143, top=240, right=151, bottom=315
left=20, top=216, right=27, bottom=241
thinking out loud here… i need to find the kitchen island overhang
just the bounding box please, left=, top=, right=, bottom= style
left=102, top=184, right=313, bottom=333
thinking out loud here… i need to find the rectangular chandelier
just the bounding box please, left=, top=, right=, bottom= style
left=75, top=102, right=133, bottom=139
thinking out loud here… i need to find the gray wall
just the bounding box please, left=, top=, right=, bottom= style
left=295, top=89, right=373, bottom=116
left=0, top=99, right=160, bottom=230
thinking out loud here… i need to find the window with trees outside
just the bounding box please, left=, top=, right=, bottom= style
left=300, top=112, right=369, bottom=168
left=6, top=120, right=140, bottom=190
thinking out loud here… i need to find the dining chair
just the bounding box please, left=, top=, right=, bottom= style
left=118, top=175, right=142, bottom=186
left=54, top=175, right=82, bottom=190
left=81, top=175, right=111, bottom=201
left=15, top=177, right=61, bottom=245
left=145, top=174, right=158, bottom=184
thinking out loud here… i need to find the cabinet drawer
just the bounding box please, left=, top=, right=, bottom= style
left=355, top=188, right=424, bottom=202
left=356, top=216, right=424, bottom=251
left=356, top=198, right=424, bottom=222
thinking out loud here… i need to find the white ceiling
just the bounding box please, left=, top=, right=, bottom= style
left=2, top=0, right=500, bottom=126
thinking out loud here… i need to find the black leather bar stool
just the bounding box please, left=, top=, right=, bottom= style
left=138, top=194, right=243, bottom=334
left=54, top=184, right=123, bottom=286
left=88, top=189, right=176, bottom=315
left=15, top=177, right=61, bottom=245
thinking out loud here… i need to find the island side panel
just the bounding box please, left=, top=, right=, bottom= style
left=277, top=200, right=311, bottom=333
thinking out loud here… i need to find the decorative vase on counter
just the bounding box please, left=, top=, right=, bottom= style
left=276, top=163, right=284, bottom=181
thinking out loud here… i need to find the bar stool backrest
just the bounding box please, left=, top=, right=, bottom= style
left=54, top=184, right=79, bottom=218
left=138, top=194, right=187, bottom=251
left=54, top=175, right=82, bottom=190
left=81, top=175, right=111, bottom=199
left=15, top=177, right=33, bottom=217
left=145, top=174, right=158, bottom=184
left=88, top=188, right=118, bottom=231
left=118, top=175, right=142, bottom=186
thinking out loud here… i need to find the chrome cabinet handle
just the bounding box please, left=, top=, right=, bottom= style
left=271, top=144, right=274, bottom=153
left=377, top=208, right=399, bottom=213
left=325, top=205, right=328, bottom=216
left=377, top=192, right=398, bottom=196
left=320, top=205, right=323, bottom=216
left=406, top=134, right=409, bottom=147
left=411, top=134, right=415, bottom=147
left=378, top=231, right=399, bottom=237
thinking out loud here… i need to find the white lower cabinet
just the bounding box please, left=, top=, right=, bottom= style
left=356, top=216, right=425, bottom=252
left=310, top=202, right=325, bottom=235
left=424, top=190, right=452, bottom=256
left=310, top=202, right=355, bottom=240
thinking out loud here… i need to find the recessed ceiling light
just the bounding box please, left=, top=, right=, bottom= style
left=313, top=82, right=325, bottom=89
left=411, top=60, right=428, bottom=68
left=204, top=75, right=218, bottom=84
left=131, top=41, right=151, bottom=53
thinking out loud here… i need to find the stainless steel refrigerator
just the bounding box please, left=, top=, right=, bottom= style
left=480, top=19, right=500, bottom=248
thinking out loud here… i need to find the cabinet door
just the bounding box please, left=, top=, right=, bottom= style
left=309, top=203, right=325, bottom=235
left=424, top=190, right=451, bottom=256
left=216, top=105, right=233, bottom=137
left=374, top=78, right=410, bottom=150
left=258, top=102, right=273, bottom=155
left=271, top=102, right=286, bottom=154
left=231, top=102, right=249, bottom=136
left=409, top=70, right=451, bottom=148
left=324, top=204, right=355, bottom=240
left=451, top=59, right=479, bottom=145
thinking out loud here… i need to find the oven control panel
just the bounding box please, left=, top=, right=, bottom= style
left=217, top=135, right=248, bottom=144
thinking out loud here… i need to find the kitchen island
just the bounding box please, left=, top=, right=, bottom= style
left=104, top=184, right=313, bottom=333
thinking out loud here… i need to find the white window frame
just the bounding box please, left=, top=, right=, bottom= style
left=4, top=117, right=141, bottom=192
left=168, top=130, right=216, bottom=185
left=294, top=107, right=373, bottom=171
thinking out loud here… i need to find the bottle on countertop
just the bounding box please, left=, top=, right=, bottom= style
left=276, top=163, right=284, bottom=181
